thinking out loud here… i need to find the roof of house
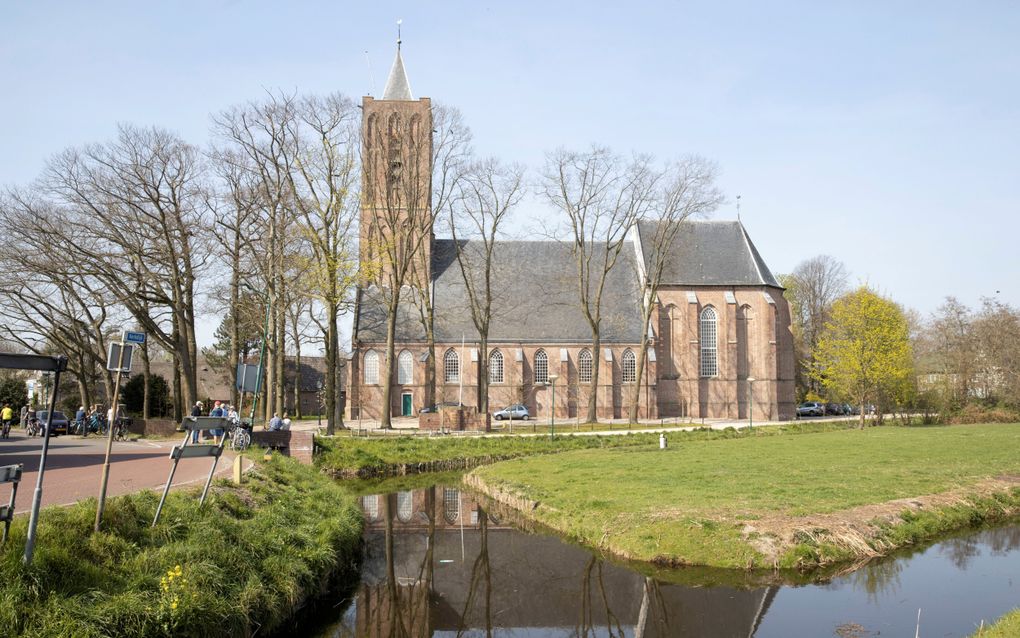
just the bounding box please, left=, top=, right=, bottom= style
left=356, top=239, right=644, bottom=344
left=637, top=220, right=782, bottom=288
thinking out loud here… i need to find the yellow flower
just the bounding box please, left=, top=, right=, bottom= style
left=171, top=601, right=178, bottom=610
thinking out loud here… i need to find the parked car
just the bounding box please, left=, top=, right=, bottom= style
left=824, top=403, right=845, bottom=416
left=35, top=410, right=69, bottom=435
left=493, top=404, right=530, bottom=421
left=796, top=402, right=824, bottom=417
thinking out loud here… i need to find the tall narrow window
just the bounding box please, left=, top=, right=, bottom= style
left=622, top=349, right=637, bottom=383
left=444, top=348, right=459, bottom=383
left=397, top=491, right=413, bottom=522
left=397, top=350, right=413, bottom=384
left=700, top=307, right=718, bottom=377
left=489, top=350, right=504, bottom=384
left=579, top=349, right=593, bottom=384
left=737, top=305, right=752, bottom=380
left=443, top=487, right=460, bottom=523
left=361, top=495, right=379, bottom=521
left=364, top=350, right=379, bottom=385
left=534, top=349, right=549, bottom=384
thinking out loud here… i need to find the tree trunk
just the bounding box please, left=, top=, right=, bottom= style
left=293, top=338, right=302, bottom=419
left=630, top=333, right=650, bottom=425
left=172, top=351, right=183, bottom=422
left=478, top=337, right=489, bottom=416
left=380, top=303, right=398, bottom=428
left=587, top=334, right=601, bottom=423
left=141, top=339, right=151, bottom=420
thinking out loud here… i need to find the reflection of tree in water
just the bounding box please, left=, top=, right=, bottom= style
left=940, top=536, right=981, bottom=571
left=985, top=525, right=1020, bottom=556
left=456, top=507, right=492, bottom=637
left=851, top=557, right=903, bottom=603
left=578, top=555, right=625, bottom=637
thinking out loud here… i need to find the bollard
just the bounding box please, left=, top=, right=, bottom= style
left=659, top=433, right=667, bottom=449
left=233, top=455, right=243, bottom=484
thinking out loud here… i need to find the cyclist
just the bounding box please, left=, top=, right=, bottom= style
left=0, top=403, right=13, bottom=438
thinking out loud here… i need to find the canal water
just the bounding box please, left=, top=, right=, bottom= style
left=306, top=481, right=1020, bottom=637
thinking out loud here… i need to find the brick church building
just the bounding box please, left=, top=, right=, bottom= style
left=350, top=45, right=796, bottom=422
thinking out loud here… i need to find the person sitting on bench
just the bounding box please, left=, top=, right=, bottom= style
left=268, top=413, right=283, bottom=431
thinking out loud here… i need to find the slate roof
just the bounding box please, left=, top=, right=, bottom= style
left=637, top=220, right=782, bottom=288
left=381, top=48, right=414, bottom=100
left=355, top=239, right=644, bottom=344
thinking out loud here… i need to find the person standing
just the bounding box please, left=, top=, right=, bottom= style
left=209, top=401, right=225, bottom=444
left=190, top=401, right=204, bottom=443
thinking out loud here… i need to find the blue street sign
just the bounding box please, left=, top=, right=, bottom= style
left=124, top=331, right=146, bottom=344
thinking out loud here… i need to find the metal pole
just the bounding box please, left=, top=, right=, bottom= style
left=153, top=428, right=191, bottom=526
left=95, top=342, right=127, bottom=532
left=199, top=423, right=229, bottom=506
left=550, top=380, right=556, bottom=440
left=24, top=364, right=63, bottom=565
left=249, top=298, right=271, bottom=427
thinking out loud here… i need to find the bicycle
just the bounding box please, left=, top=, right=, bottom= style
left=0, top=420, right=11, bottom=439
left=113, top=418, right=129, bottom=441
left=230, top=418, right=251, bottom=451
left=26, top=418, right=40, bottom=437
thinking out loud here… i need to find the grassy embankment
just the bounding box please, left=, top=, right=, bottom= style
left=0, top=451, right=362, bottom=637
left=974, top=610, right=1020, bottom=637
left=315, top=421, right=851, bottom=478
left=467, top=423, right=1020, bottom=570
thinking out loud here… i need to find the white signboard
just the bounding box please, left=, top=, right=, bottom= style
left=106, top=342, right=134, bottom=373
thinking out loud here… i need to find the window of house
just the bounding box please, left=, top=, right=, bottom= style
left=364, top=350, right=379, bottom=385
left=622, top=349, right=636, bottom=383
left=361, top=495, right=379, bottom=521
left=489, top=349, right=504, bottom=384
left=397, top=491, right=413, bottom=522
left=534, top=349, right=549, bottom=384
left=444, top=348, right=459, bottom=383
left=443, top=487, right=460, bottom=523
left=700, top=307, right=718, bottom=377
left=579, top=349, right=593, bottom=384
left=397, top=350, right=413, bottom=384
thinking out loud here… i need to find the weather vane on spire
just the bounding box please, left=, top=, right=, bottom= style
left=397, top=19, right=402, bottom=49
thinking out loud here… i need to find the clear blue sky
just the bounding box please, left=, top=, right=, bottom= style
left=3, top=1, right=1018, bottom=347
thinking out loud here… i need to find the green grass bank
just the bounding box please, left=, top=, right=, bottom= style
left=0, top=452, right=362, bottom=637
left=974, top=610, right=1020, bottom=637
left=316, top=421, right=851, bottom=478
left=467, top=423, right=1020, bottom=570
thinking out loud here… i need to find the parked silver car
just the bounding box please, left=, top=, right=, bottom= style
left=796, top=401, right=824, bottom=417
left=493, top=404, right=529, bottom=421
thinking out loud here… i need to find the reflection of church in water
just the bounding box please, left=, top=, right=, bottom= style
left=348, top=486, right=778, bottom=637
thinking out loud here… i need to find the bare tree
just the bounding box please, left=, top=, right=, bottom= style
left=784, top=255, right=849, bottom=397
left=542, top=147, right=658, bottom=423
left=39, top=125, right=213, bottom=410
left=449, top=159, right=525, bottom=416
left=628, top=157, right=723, bottom=423
left=283, top=93, right=361, bottom=433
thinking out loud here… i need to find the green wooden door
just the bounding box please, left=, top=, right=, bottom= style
left=402, top=394, right=413, bottom=417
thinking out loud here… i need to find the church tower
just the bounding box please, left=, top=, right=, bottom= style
left=360, top=39, right=433, bottom=290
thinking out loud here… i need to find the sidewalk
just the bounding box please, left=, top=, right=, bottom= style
left=0, top=432, right=243, bottom=514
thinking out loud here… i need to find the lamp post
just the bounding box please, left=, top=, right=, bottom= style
left=747, top=377, right=756, bottom=431
left=548, top=374, right=559, bottom=440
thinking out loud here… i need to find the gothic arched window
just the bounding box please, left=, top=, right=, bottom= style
left=700, top=307, right=718, bottom=378
left=443, top=487, right=460, bottom=524
left=444, top=348, right=460, bottom=383
left=579, top=349, right=593, bottom=384
left=397, top=350, right=413, bottom=385
left=489, top=349, right=504, bottom=384
left=534, top=349, right=549, bottom=384
left=364, top=350, right=379, bottom=385
left=622, top=349, right=637, bottom=383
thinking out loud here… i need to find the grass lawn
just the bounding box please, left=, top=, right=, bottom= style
left=0, top=451, right=362, bottom=637
left=315, top=421, right=850, bottom=478
left=975, top=610, right=1020, bottom=637
left=468, top=423, right=1020, bottom=570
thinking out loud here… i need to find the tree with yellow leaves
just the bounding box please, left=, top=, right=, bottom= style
left=812, top=287, right=914, bottom=429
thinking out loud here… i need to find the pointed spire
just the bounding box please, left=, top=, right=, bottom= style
left=382, top=20, right=414, bottom=100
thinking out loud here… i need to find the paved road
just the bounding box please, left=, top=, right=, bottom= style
left=0, top=431, right=239, bottom=514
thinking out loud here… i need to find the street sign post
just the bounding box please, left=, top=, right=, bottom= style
left=96, top=331, right=143, bottom=531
